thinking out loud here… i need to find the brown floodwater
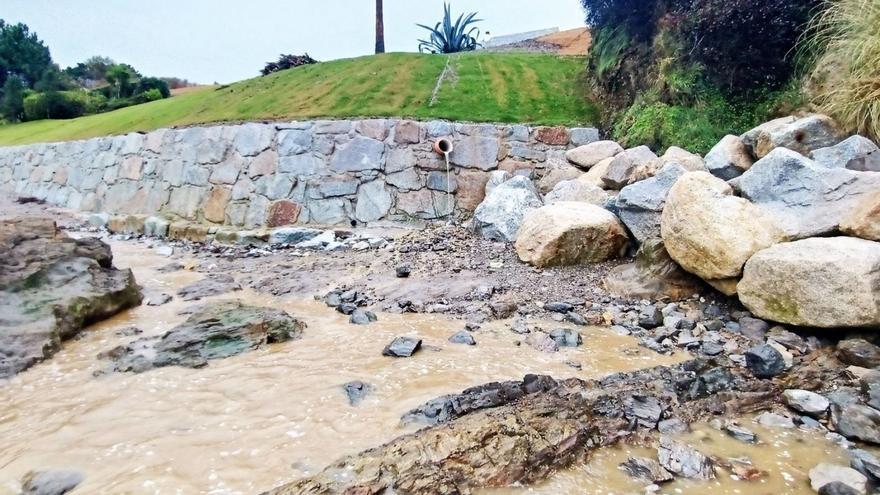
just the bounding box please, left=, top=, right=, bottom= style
left=0, top=239, right=685, bottom=494
left=484, top=419, right=853, bottom=495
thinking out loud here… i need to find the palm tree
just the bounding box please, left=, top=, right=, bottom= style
left=375, top=0, right=385, bottom=54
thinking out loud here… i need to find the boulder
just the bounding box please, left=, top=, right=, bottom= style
left=177, top=273, right=241, bottom=301
left=565, top=140, right=623, bottom=170
left=810, top=464, right=868, bottom=495
left=102, top=301, right=305, bottom=372
left=515, top=202, right=629, bottom=267
left=536, top=165, right=582, bottom=194
left=485, top=170, right=512, bottom=197
left=705, top=135, right=754, bottom=180
left=616, top=162, right=687, bottom=244
left=548, top=328, right=581, bottom=347
left=742, top=114, right=844, bottom=159
left=660, top=146, right=705, bottom=171
left=602, top=146, right=659, bottom=189
left=577, top=157, right=614, bottom=188
left=660, top=171, right=785, bottom=281
left=543, top=180, right=608, bottom=205
left=471, top=176, right=543, bottom=242
left=841, top=194, right=880, bottom=241
left=525, top=332, right=559, bottom=353
left=735, top=148, right=880, bottom=239
left=738, top=237, right=880, bottom=328
left=812, top=135, right=880, bottom=172
left=603, top=239, right=704, bottom=301
left=569, top=128, right=600, bottom=147
left=0, top=219, right=142, bottom=379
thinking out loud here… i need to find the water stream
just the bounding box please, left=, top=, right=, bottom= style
left=1, top=239, right=686, bottom=494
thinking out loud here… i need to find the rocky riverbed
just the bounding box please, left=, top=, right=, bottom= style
left=2, top=113, right=880, bottom=495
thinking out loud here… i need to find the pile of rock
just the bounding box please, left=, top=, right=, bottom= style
left=470, top=114, right=880, bottom=329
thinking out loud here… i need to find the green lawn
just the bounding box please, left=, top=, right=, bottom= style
left=0, top=52, right=597, bottom=146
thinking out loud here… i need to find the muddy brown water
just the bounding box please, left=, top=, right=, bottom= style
left=0, top=238, right=850, bottom=494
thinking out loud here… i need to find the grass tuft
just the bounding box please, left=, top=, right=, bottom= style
left=802, top=0, right=880, bottom=140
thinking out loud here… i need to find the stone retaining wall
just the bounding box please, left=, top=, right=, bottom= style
left=0, top=119, right=598, bottom=228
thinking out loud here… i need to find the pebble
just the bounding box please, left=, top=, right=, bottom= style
left=448, top=331, right=476, bottom=346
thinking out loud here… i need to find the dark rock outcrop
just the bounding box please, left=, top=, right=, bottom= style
left=0, top=219, right=141, bottom=379
left=101, top=301, right=304, bottom=372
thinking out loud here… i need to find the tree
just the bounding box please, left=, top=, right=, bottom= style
left=0, top=20, right=53, bottom=89
left=105, top=64, right=138, bottom=98
left=64, top=55, right=115, bottom=88
left=375, top=0, right=385, bottom=54
left=0, top=75, right=24, bottom=121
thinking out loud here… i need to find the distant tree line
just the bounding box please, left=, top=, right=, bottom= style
left=0, top=20, right=189, bottom=123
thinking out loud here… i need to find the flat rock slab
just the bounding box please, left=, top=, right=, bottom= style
left=101, top=301, right=304, bottom=372
left=382, top=336, right=422, bottom=357
left=0, top=218, right=141, bottom=379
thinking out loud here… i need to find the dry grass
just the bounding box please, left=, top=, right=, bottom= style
left=804, top=0, right=880, bottom=140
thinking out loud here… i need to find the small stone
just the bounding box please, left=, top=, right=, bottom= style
left=395, top=265, right=411, bottom=278
left=624, top=395, right=663, bottom=428
left=833, top=404, right=880, bottom=444
left=565, top=312, right=587, bottom=326
left=745, top=344, right=786, bottom=378
left=756, top=411, right=796, bottom=429
left=850, top=449, right=880, bottom=481
left=20, top=470, right=84, bottom=495
left=543, top=301, right=573, bottom=313
left=336, top=303, right=358, bottom=315
left=382, top=337, right=422, bottom=357
left=525, top=332, right=558, bottom=353
left=819, top=481, right=863, bottom=495
left=342, top=380, right=371, bottom=406
left=638, top=305, right=664, bottom=328
left=549, top=328, right=582, bottom=348
left=619, top=457, right=674, bottom=483
left=448, top=331, right=476, bottom=346
left=782, top=389, right=830, bottom=417
left=144, top=291, right=172, bottom=306
left=809, top=463, right=867, bottom=494
left=657, top=437, right=715, bottom=480
left=724, top=423, right=758, bottom=443
left=838, top=339, right=880, bottom=368
left=350, top=309, right=378, bottom=325
left=658, top=418, right=689, bottom=434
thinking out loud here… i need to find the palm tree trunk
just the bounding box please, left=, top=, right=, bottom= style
left=375, top=0, right=385, bottom=54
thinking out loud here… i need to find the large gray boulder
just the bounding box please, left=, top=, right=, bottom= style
left=738, top=237, right=880, bottom=328
left=661, top=172, right=785, bottom=282
left=741, top=114, right=844, bottom=159
left=565, top=140, right=623, bottom=170
left=471, top=176, right=543, bottom=242
left=602, top=145, right=659, bottom=189
left=514, top=202, right=629, bottom=267
left=616, top=162, right=687, bottom=244
left=812, top=135, right=880, bottom=172
left=735, top=147, right=880, bottom=239
left=705, top=135, right=754, bottom=180
left=660, top=146, right=705, bottom=172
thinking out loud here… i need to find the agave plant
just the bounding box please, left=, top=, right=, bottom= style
left=417, top=3, right=482, bottom=54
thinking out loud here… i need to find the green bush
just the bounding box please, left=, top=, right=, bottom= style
left=22, top=90, right=105, bottom=120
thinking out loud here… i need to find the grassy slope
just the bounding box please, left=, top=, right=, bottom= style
left=0, top=52, right=596, bottom=146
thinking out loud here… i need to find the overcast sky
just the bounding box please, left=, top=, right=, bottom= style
left=3, top=1, right=587, bottom=84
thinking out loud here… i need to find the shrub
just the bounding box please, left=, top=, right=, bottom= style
left=136, top=77, right=170, bottom=98
left=261, top=53, right=317, bottom=76
left=0, top=76, right=25, bottom=121
left=417, top=2, right=482, bottom=54
left=22, top=90, right=105, bottom=121
left=802, top=0, right=880, bottom=141
left=135, top=88, right=163, bottom=103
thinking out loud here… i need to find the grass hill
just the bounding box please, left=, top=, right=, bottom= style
left=0, top=52, right=596, bottom=146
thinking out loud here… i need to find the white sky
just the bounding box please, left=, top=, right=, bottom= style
left=4, top=1, right=587, bottom=84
